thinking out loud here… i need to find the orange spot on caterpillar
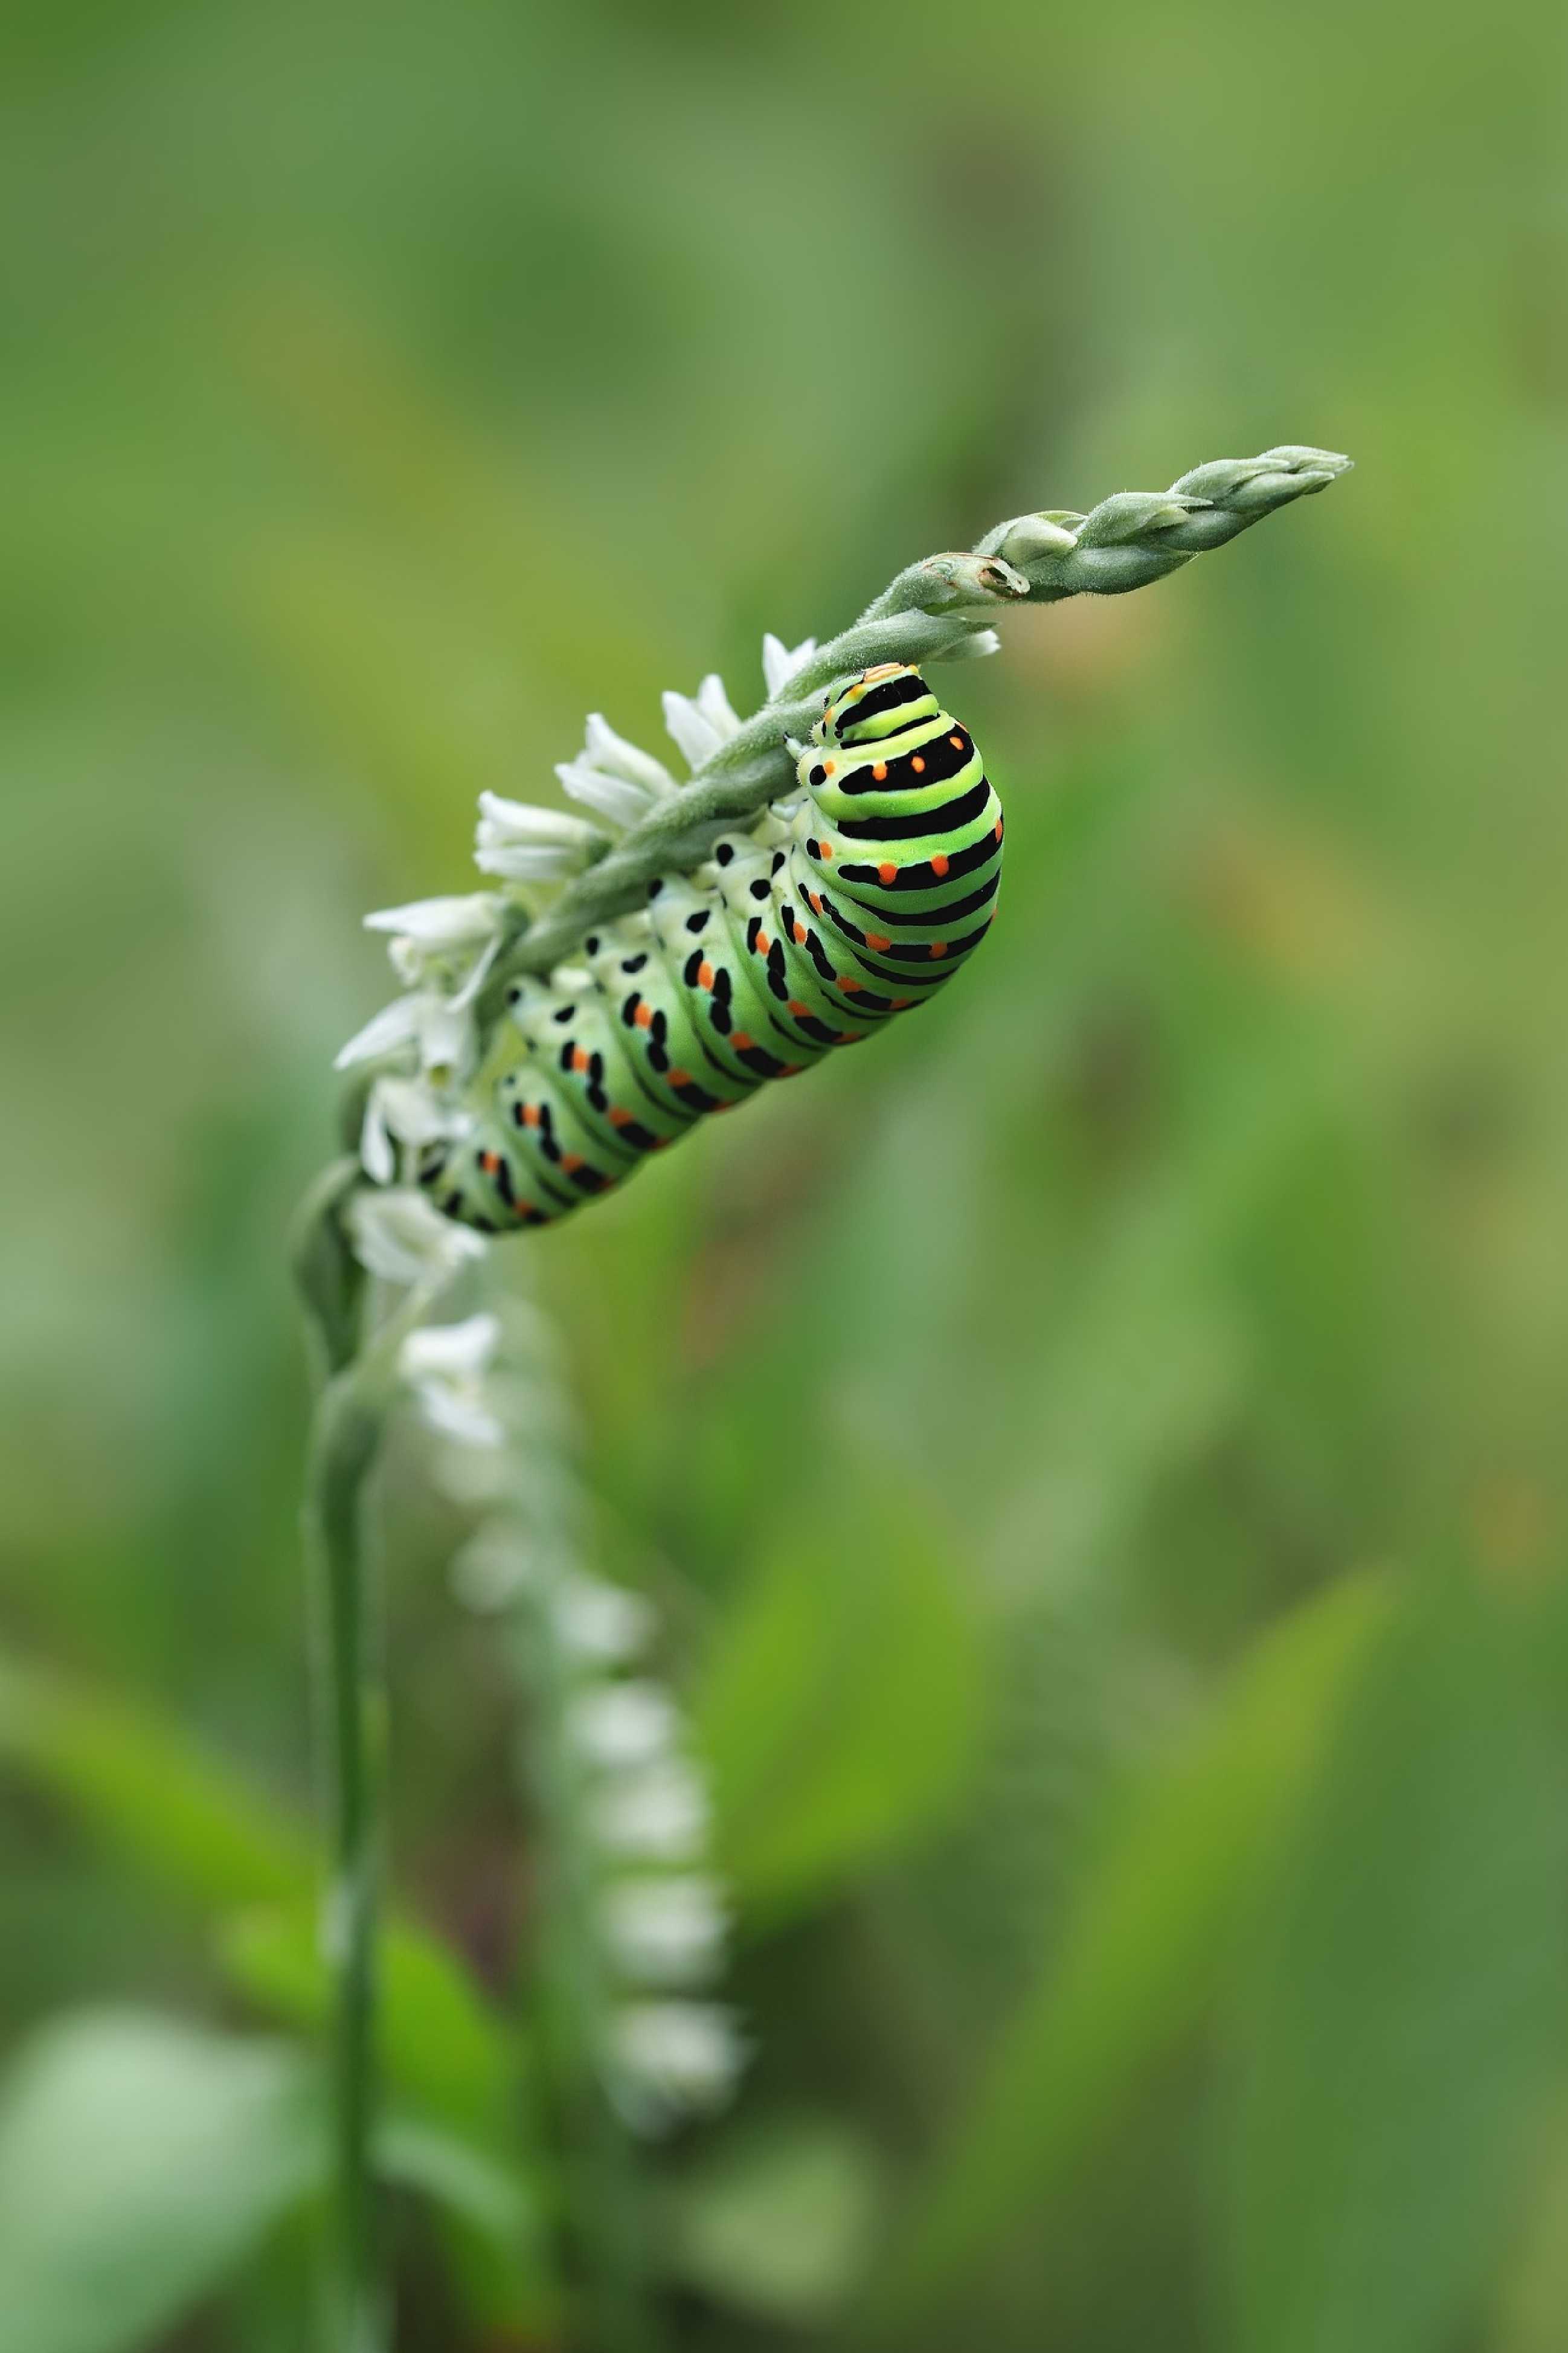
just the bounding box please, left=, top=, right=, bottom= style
left=634, top=1001, right=652, bottom=1028
left=838, top=976, right=863, bottom=994
left=995, top=817, right=1003, bottom=840
left=755, top=930, right=771, bottom=954
left=929, top=942, right=948, bottom=959
left=571, top=1047, right=590, bottom=1072
left=892, top=996, right=913, bottom=1008
left=823, top=761, right=835, bottom=776
left=931, top=853, right=949, bottom=877
left=787, top=998, right=809, bottom=1016
left=780, top=1063, right=805, bottom=1076
left=522, top=1104, right=541, bottom=1127
left=609, top=1107, right=633, bottom=1126
left=562, top=1154, right=584, bottom=1173
left=731, top=1030, right=754, bottom=1049
left=820, top=841, right=832, bottom=860
left=697, top=959, right=715, bottom=988
left=480, top=1151, right=500, bottom=1174
left=878, top=861, right=896, bottom=884
left=872, top=762, right=887, bottom=782
left=515, top=1199, right=537, bottom=1218
left=791, top=920, right=806, bottom=944
left=807, top=890, right=821, bottom=913
left=866, top=932, right=891, bottom=951
left=911, top=755, right=925, bottom=774
left=949, top=734, right=963, bottom=749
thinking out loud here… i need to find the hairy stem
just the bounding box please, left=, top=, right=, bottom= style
left=472, top=444, right=1349, bottom=1035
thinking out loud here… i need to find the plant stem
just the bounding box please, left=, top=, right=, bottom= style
left=304, top=1366, right=390, bottom=2353
left=294, top=1173, right=449, bottom=2351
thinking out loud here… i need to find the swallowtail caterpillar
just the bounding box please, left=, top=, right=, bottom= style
left=420, top=661, right=1000, bottom=1230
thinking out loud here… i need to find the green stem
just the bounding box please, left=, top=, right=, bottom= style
left=304, top=1368, right=390, bottom=2353
left=294, top=1176, right=447, bottom=2351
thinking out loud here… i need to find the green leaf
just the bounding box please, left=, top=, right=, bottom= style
left=0, top=1653, right=308, bottom=1909
left=867, top=1571, right=1392, bottom=2334
left=1223, top=1582, right=1568, bottom=2353
left=218, top=1902, right=522, bottom=2152
left=0, top=1650, right=521, bottom=2153
left=0, top=2010, right=321, bottom=2353
left=695, top=1480, right=986, bottom=1922
left=661, top=2113, right=883, bottom=2326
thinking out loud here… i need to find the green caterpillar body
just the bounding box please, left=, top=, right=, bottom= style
left=420, top=663, right=1003, bottom=1231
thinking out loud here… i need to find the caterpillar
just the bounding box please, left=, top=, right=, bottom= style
left=418, top=661, right=1003, bottom=1231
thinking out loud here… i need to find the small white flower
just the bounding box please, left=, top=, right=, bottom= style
left=662, top=673, right=741, bottom=772
left=554, top=758, right=657, bottom=832
left=553, top=715, right=676, bottom=832
left=583, top=714, right=675, bottom=796
left=359, top=1074, right=466, bottom=1186
left=554, top=1574, right=654, bottom=1664
left=474, top=794, right=604, bottom=882
left=608, top=2001, right=747, bottom=2133
left=946, top=626, right=1003, bottom=661
left=568, top=1681, right=679, bottom=1769
left=593, top=1760, right=712, bottom=1862
left=364, top=895, right=506, bottom=1022
left=364, top=893, right=504, bottom=951
left=450, top=1521, right=541, bottom=1612
left=399, top=1313, right=504, bottom=1447
left=761, top=632, right=817, bottom=698
left=602, top=1876, right=728, bottom=1987
left=335, top=995, right=422, bottom=1072
left=347, top=1188, right=488, bottom=1286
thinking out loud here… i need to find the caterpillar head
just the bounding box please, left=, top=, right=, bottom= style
left=797, top=663, right=941, bottom=799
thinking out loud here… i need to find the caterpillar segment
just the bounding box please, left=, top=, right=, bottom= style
left=418, top=661, right=1003, bottom=1231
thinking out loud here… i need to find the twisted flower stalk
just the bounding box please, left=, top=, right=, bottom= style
left=292, top=440, right=1350, bottom=2351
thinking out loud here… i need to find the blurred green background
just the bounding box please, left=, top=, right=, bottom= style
left=6, top=0, right=1568, bottom=2346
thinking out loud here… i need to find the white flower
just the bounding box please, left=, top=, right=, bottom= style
left=553, top=1574, right=654, bottom=1664
left=335, top=994, right=422, bottom=1071
left=399, top=1313, right=504, bottom=1447
left=450, top=1521, right=541, bottom=1612
left=362, top=895, right=506, bottom=1021
left=602, top=1876, right=728, bottom=1987
left=474, top=795, right=604, bottom=882
left=555, top=713, right=675, bottom=831
left=347, top=1188, right=488, bottom=1286
left=761, top=632, right=817, bottom=698
left=365, top=892, right=503, bottom=954
left=608, top=2001, right=747, bottom=2133
left=568, top=1681, right=679, bottom=1769
left=662, top=674, right=741, bottom=771
left=946, top=626, right=1003, bottom=661
left=593, top=1759, right=712, bottom=1862
left=359, top=1075, right=468, bottom=1186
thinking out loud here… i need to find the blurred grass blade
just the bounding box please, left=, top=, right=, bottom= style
left=866, top=1571, right=1392, bottom=2333
left=219, top=1902, right=523, bottom=2152
left=0, top=1649, right=521, bottom=2148
left=1223, top=1582, right=1568, bottom=2353
left=0, top=2010, right=321, bottom=2353
left=0, top=1651, right=308, bottom=1905
left=695, top=1482, right=986, bottom=1925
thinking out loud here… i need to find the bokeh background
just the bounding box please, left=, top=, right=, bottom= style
left=5, top=0, right=1568, bottom=2346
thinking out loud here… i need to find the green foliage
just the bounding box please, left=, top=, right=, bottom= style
left=661, top=2114, right=884, bottom=2326
left=869, top=1571, right=1392, bottom=2331
left=4, top=0, right=1566, bottom=2345
left=0, top=2012, right=320, bottom=2353
left=696, top=1481, right=986, bottom=1922
left=1224, top=1583, right=1568, bottom=2353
